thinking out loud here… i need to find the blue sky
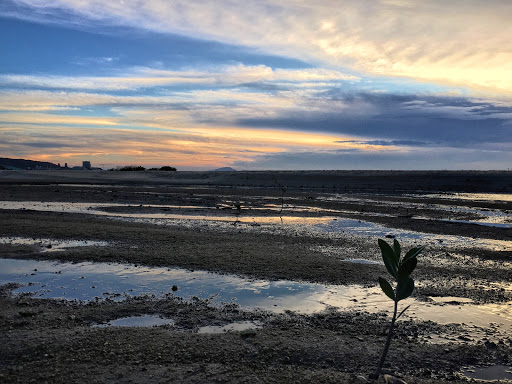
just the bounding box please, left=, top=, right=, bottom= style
left=1, top=0, right=511, bottom=170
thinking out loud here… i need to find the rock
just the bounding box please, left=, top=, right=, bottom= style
left=484, top=340, right=498, bottom=349
left=383, top=374, right=408, bottom=384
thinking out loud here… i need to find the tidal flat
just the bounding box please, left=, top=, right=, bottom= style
left=0, top=170, right=511, bottom=383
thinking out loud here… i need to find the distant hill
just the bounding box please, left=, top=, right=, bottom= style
left=0, top=157, right=60, bottom=170
left=211, top=167, right=237, bottom=172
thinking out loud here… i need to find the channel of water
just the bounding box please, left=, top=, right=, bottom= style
left=1, top=200, right=511, bottom=251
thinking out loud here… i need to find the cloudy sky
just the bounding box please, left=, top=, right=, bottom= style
left=1, top=0, right=512, bottom=170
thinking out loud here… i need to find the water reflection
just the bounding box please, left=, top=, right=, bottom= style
left=2, top=200, right=511, bottom=251
left=0, top=237, right=109, bottom=252
left=0, top=200, right=331, bottom=225
left=1, top=258, right=511, bottom=332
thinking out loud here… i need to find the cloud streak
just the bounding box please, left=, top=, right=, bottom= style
left=0, top=120, right=396, bottom=170
left=0, top=65, right=357, bottom=91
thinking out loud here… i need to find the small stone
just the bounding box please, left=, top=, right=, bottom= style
left=171, top=285, right=178, bottom=292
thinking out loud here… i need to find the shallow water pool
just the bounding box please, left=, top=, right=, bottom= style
left=1, top=257, right=511, bottom=335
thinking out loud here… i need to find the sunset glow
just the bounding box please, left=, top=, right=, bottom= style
left=1, top=1, right=511, bottom=169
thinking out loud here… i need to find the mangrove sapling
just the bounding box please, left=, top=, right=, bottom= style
left=279, top=185, right=287, bottom=215
left=233, top=202, right=242, bottom=225
left=370, top=239, right=425, bottom=380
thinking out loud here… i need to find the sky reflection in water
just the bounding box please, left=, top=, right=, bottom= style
left=1, top=258, right=511, bottom=332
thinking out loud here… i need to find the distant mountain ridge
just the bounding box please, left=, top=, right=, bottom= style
left=0, top=157, right=59, bottom=170
left=211, top=167, right=237, bottom=172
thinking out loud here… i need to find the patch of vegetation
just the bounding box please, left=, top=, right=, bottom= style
left=118, top=166, right=146, bottom=171
left=148, top=166, right=177, bottom=171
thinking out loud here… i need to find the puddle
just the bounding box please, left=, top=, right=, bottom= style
left=1, top=258, right=511, bottom=337
left=0, top=237, right=109, bottom=252
left=461, top=365, right=512, bottom=382
left=0, top=258, right=370, bottom=313
left=324, top=193, right=512, bottom=226
left=198, top=321, right=261, bottom=334
left=313, top=218, right=512, bottom=251
left=93, top=314, right=174, bottom=328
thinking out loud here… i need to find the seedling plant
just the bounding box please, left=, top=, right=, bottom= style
left=370, top=238, right=425, bottom=380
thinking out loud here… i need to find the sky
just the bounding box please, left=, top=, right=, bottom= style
left=1, top=1, right=512, bottom=170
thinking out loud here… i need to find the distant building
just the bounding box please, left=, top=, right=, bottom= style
left=82, top=161, right=91, bottom=170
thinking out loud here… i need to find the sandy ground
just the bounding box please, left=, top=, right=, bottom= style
left=0, top=170, right=511, bottom=383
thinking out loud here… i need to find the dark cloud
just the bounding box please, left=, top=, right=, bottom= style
left=231, top=147, right=512, bottom=171
left=24, top=142, right=77, bottom=148
left=235, top=92, right=512, bottom=148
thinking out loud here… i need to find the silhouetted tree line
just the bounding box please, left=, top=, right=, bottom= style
left=113, top=166, right=177, bottom=171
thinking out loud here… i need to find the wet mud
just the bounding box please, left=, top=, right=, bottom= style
left=0, top=170, right=511, bottom=383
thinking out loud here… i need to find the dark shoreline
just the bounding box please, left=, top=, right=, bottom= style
left=1, top=169, right=512, bottom=193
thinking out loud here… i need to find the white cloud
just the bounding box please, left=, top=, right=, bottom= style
left=0, top=65, right=356, bottom=91
left=8, top=0, right=512, bottom=95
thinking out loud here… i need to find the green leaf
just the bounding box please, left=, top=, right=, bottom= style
left=378, top=277, right=395, bottom=301
left=396, top=277, right=415, bottom=301
left=397, top=257, right=417, bottom=282
left=402, top=245, right=425, bottom=263
left=393, top=239, right=401, bottom=262
left=378, top=239, right=398, bottom=278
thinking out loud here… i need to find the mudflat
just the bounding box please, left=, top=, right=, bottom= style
left=0, top=170, right=511, bottom=383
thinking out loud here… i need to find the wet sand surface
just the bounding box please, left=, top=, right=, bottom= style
left=0, top=170, right=511, bottom=383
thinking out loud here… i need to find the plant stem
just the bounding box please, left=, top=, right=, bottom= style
left=370, top=299, right=398, bottom=380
